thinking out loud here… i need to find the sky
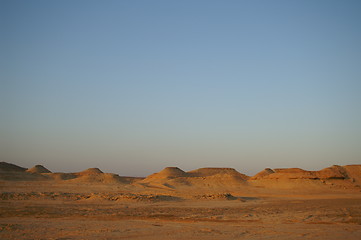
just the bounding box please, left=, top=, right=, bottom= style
left=1, top=0, right=361, bottom=177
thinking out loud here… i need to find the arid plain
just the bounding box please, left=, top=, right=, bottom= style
left=1, top=162, right=361, bottom=239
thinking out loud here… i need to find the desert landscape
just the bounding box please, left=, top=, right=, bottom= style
left=1, top=162, right=361, bottom=239
left=3, top=0, right=361, bottom=239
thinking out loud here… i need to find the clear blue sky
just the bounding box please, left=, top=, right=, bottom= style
left=1, top=0, right=360, bottom=176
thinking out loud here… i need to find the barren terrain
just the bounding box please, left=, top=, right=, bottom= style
left=1, top=162, right=361, bottom=239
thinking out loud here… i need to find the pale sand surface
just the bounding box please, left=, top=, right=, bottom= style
left=1, top=197, right=361, bottom=239
left=1, top=182, right=361, bottom=239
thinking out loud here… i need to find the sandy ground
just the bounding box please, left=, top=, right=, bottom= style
left=1, top=181, right=361, bottom=239
left=1, top=163, right=361, bottom=239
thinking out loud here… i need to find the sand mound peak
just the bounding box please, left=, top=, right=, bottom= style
left=0, top=162, right=27, bottom=172
left=61, top=168, right=126, bottom=184
left=27, top=165, right=51, bottom=174
left=250, top=168, right=275, bottom=180
left=68, top=172, right=125, bottom=184
left=0, top=162, right=49, bottom=181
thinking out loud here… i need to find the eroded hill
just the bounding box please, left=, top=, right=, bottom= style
left=1, top=162, right=360, bottom=195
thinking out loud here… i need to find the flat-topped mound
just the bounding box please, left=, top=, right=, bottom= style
left=251, top=165, right=350, bottom=180
left=248, top=165, right=361, bottom=192
left=146, top=167, right=188, bottom=179
left=27, top=165, right=52, bottom=174
left=188, top=167, right=249, bottom=180
left=273, top=168, right=307, bottom=173
left=78, top=168, right=103, bottom=175
left=188, top=167, right=238, bottom=176
left=0, top=162, right=27, bottom=172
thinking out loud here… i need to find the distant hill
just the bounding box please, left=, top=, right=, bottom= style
left=0, top=162, right=27, bottom=172
left=1, top=162, right=360, bottom=193
left=27, top=165, right=52, bottom=174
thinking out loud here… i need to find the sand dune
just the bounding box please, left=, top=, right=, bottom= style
left=26, top=165, right=51, bottom=174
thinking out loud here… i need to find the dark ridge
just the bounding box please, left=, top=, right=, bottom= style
left=0, top=162, right=27, bottom=172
